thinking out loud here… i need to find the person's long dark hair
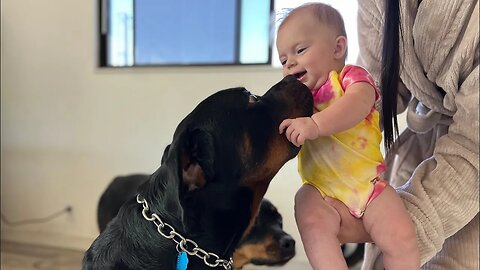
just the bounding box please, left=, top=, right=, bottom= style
left=381, top=0, right=401, bottom=151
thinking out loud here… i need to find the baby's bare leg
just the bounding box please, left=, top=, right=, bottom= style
left=362, top=185, right=420, bottom=269
left=295, top=184, right=348, bottom=270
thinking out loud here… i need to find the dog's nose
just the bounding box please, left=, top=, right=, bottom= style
left=279, top=235, right=295, bottom=253
left=283, top=74, right=297, bottom=83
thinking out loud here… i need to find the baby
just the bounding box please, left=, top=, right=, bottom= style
left=276, top=3, right=420, bottom=269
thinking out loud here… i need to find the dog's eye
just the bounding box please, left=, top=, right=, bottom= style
left=248, top=94, right=259, bottom=103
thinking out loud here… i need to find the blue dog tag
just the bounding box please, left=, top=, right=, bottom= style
left=176, top=251, right=189, bottom=270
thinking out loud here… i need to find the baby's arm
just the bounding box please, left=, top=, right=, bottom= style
left=279, top=82, right=375, bottom=146
left=312, top=82, right=375, bottom=136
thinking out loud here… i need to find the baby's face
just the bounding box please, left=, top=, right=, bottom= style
left=276, top=10, right=344, bottom=90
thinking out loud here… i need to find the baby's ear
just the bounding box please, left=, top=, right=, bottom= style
left=334, top=36, right=347, bottom=60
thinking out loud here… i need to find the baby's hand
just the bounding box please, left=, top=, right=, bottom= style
left=279, top=117, right=320, bottom=147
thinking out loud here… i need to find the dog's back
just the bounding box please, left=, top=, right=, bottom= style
left=97, top=174, right=148, bottom=232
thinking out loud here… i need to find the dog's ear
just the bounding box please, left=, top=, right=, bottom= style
left=180, top=128, right=215, bottom=191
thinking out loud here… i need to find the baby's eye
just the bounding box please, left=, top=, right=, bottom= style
left=296, top=47, right=306, bottom=54
left=280, top=59, right=287, bottom=66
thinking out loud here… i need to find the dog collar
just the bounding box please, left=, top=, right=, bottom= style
left=136, top=195, right=234, bottom=269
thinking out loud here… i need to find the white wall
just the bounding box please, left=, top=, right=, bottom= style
left=0, top=0, right=309, bottom=262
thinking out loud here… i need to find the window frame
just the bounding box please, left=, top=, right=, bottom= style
left=98, top=0, right=275, bottom=68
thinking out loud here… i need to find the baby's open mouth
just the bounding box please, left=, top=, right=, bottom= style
left=294, top=71, right=307, bottom=79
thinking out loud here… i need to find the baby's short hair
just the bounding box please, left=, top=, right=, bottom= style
left=278, top=3, right=348, bottom=60
left=279, top=3, right=347, bottom=39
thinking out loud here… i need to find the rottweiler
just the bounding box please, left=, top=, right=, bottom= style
left=97, top=174, right=296, bottom=270
left=83, top=75, right=313, bottom=270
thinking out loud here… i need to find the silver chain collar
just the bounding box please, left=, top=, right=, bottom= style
left=136, top=195, right=233, bottom=270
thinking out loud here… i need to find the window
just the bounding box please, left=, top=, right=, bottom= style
left=100, top=0, right=272, bottom=67
left=99, top=0, right=357, bottom=67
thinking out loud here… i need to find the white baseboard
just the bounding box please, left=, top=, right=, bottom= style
left=1, top=228, right=95, bottom=251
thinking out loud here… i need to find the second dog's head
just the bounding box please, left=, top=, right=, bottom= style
left=233, top=199, right=295, bottom=269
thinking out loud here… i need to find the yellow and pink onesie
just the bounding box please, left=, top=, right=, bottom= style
left=298, top=65, right=386, bottom=218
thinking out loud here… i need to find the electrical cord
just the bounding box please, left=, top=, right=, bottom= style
left=0, top=206, right=72, bottom=226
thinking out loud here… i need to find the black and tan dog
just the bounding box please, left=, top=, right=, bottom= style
left=83, top=75, right=312, bottom=270
left=97, top=174, right=296, bottom=270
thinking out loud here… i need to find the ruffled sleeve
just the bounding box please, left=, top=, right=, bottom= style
left=339, top=65, right=380, bottom=101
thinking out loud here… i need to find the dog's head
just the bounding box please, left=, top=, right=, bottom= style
left=142, top=75, right=312, bottom=259
left=233, top=198, right=295, bottom=269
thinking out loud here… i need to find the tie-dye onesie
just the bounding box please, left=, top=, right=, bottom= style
left=298, top=65, right=386, bottom=218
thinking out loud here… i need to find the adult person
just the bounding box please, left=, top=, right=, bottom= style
left=327, top=0, right=479, bottom=269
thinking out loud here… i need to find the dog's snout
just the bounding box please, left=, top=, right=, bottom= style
left=283, top=74, right=297, bottom=83
left=279, top=235, right=295, bottom=253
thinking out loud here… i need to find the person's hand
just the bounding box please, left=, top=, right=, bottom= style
left=325, top=196, right=373, bottom=243
left=279, top=117, right=320, bottom=147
